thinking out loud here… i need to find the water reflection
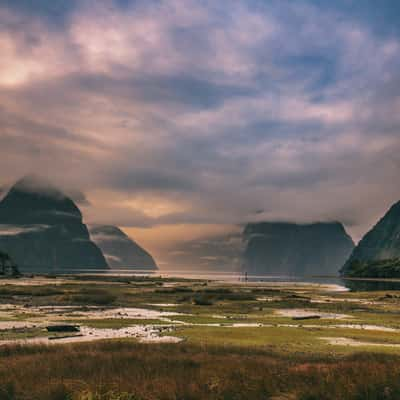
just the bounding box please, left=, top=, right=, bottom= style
left=49, top=268, right=400, bottom=292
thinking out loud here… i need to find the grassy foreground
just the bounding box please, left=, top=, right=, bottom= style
left=2, top=274, right=400, bottom=399
left=1, top=340, right=400, bottom=400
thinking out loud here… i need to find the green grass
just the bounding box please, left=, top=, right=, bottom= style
left=0, top=285, right=65, bottom=297
left=0, top=327, right=49, bottom=340
left=4, top=275, right=400, bottom=398
left=174, top=325, right=400, bottom=355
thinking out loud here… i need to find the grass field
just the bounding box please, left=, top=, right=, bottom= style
left=2, top=341, right=400, bottom=399
left=1, top=274, right=400, bottom=399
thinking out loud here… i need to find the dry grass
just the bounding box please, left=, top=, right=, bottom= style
left=0, top=342, right=400, bottom=400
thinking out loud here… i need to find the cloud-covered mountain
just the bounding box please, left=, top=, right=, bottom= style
left=162, top=231, right=244, bottom=272
left=341, top=200, right=400, bottom=277
left=243, top=222, right=354, bottom=276
left=0, top=176, right=108, bottom=272
left=89, top=225, right=157, bottom=270
left=1, top=0, right=400, bottom=249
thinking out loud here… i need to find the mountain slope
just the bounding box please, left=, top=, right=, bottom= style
left=89, top=225, right=157, bottom=270
left=341, top=201, right=400, bottom=277
left=243, top=222, right=354, bottom=275
left=161, top=231, right=243, bottom=272
left=0, top=176, right=108, bottom=272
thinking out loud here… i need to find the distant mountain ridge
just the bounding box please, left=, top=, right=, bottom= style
left=0, top=176, right=108, bottom=272
left=89, top=225, right=158, bottom=270
left=342, top=200, right=400, bottom=277
left=161, top=231, right=243, bottom=271
left=243, top=221, right=354, bottom=275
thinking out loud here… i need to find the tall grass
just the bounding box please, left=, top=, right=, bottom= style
left=0, top=342, right=400, bottom=400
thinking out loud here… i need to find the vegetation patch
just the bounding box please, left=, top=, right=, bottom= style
left=2, top=341, right=400, bottom=399
left=345, top=259, right=400, bottom=278
left=62, top=288, right=117, bottom=305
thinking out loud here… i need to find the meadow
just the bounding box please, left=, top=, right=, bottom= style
left=1, top=274, right=400, bottom=399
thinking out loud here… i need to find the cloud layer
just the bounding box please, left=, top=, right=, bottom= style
left=1, top=0, right=400, bottom=263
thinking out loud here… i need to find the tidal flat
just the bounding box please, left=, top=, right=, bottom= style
left=2, top=274, right=400, bottom=399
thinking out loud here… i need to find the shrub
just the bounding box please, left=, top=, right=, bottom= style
left=193, top=295, right=214, bottom=306
left=66, top=289, right=117, bottom=305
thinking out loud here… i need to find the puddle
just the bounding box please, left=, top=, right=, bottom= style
left=0, top=325, right=182, bottom=346
left=256, top=297, right=278, bottom=302
left=275, top=309, right=351, bottom=320
left=79, top=307, right=185, bottom=320
left=320, top=337, right=400, bottom=348
left=333, top=324, right=399, bottom=332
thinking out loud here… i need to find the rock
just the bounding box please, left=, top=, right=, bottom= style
left=46, top=325, right=80, bottom=332
left=0, top=175, right=108, bottom=273
left=89, top=225, right=157, bottom=270
left=243, top=222, right=354, bottom=275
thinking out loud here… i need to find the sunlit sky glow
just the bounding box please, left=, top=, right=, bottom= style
left=1, top=0, right=400, bottom=267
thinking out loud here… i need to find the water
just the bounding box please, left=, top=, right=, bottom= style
left=52, top=268, right=400, bottom=292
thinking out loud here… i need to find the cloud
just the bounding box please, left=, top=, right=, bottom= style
left=0, top=0, right=400, bottom=258
left=0, top=225, right=50, bottom=236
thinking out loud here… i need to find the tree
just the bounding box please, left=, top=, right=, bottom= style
left=0, top=251, right=10, bottom=274
left=0, top=251, right=19, bottom=276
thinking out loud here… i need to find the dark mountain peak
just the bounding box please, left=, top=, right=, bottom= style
left=342, top=199, right=400, bottom=276
left=0, top=176, right=107, bottom=272
left=89, top=225, right=157, bottom=270
left=243, top=221, right=354, bottom=275
left=244, top=221, right=350, bottom=239
left=0, top=175, right=82, bottom=225
left=12, top=175, right=63, bottom=197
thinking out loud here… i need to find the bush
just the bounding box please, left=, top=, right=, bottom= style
left=0, top=382, right=16, bottom=400
left=47, top=384, right=72, bottom=400
left=66, top=289, right=117, bottom=305
left=193, top=296, right=214, bottom=306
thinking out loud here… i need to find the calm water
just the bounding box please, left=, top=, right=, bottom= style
left=56, top=269, right=400, bottom=292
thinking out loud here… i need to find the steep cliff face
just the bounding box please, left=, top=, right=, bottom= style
left=89, top=225, right=157, bottom=270
left=243, top=222, right=354, bottom=276
left=0, top=176, right=108, bottom=272
left=341, top=201, right=400, bottom=277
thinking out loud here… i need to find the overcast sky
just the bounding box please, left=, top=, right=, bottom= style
left=1, top=0, right=400, bottom=264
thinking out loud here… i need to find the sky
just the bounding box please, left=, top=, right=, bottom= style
left=1, top=0, right=400, bottom=267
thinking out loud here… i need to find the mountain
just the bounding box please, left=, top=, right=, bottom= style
left=341, top=201, right=400, bottom=277
left=89, top=225, right=157, bottom=270
left=0, top=176, right=108, bottom=272
left=243, top=222, right=354, bottom=275
left=161, top=231, right=244, bottom=272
